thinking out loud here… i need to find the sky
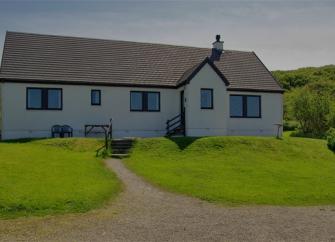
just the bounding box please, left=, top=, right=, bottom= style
left=0, top=0, right=334, bottom=70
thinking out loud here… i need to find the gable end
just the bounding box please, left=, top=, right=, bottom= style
left=176, top=57, right=230, bottom=88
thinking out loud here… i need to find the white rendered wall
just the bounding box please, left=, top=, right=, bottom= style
left=0, top=79, right=283, bottom=139
left=184, top=63, right=229, bottom=136
left=183, top=63, right=283, bottom=137
left=227, top=91, right=283, bottom=136
left=1, top=82, right=179, bottom=139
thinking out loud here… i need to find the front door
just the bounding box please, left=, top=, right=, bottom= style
left=180, top=90, right=185, bottom=127
left=180, top=90, right=185, bottom=114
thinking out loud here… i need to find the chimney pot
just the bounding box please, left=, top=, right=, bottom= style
left=212, top=34, right=224, bottom=52
left=210, top=34, right=224, bottom=61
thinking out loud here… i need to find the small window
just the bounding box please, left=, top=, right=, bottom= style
left=130, top=91, right=160, bottom=112
left=230, top=95, right=261, bottom=118
left=91, top=90, right=101, bottom=105
left=201, top=89, right=213, bottom=109
left=26, top=88, right=62, bottom=110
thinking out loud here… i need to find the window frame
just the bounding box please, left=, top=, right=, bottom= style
left=230, top=94, right=261, bottom=118
left=26, top=87, right=63, bottom=110
left=91, top=89, right=101, bottom=106
left=200, top=88, right=214, bottom=109
left=130, top=91, right=160, bottom=112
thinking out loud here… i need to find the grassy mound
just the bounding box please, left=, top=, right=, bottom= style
left=125, top=136, right=335, bottom=206
left=0, top=138, right=120, bottom=219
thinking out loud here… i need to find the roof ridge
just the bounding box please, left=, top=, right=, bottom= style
left=5, top=30, right=253, bottom=53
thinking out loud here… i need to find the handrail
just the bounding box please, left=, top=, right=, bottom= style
left=167, top=119, right=182, bottom=129
left=95, top=118, right=113, bottom=156
left=166, top=114, right=182, bottom=128
left=108, top=118, right=113, bottom=140
left=167, top=113, right=182, bottom=124
left=96, top=145, right=106, bottom=157
left=166, top=112, right=185, bottom=136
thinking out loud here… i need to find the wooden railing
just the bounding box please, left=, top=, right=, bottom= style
left=95, top=118, right=113, bottom=156
left=166, top=112, right=185, bottom=136
left=107, top=118, right=113, bottom=141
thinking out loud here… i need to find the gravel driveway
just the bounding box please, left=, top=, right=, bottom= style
left=1, top=158, right=335, bottom=242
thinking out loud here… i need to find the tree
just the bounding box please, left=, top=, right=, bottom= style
left=292, top=88, right=333, bottom=136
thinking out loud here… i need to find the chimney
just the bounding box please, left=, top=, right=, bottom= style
left=210, top=34, right=224, bottom=61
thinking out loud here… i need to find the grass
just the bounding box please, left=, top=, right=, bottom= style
left=0, top=138, right=121, bottom=219
left=125, top=135, right=335, bottom=206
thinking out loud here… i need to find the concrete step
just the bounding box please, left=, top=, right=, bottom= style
left=111, top=138, right=134, bottom=156
left=111, top=141, right=133, bottom=145
left=111, top=139, right=134, bottom=143
left=112, top=148, right=130, bottom=154
left=111, top=153, right=129, bottom=159
left=112, top=143, right=133, bottom=148
left=112, top=147, right=132, bottom=152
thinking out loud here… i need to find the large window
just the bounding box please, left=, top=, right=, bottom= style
left=27, top=88, right=62, bottom=110
left=201, top=88, right=213, bottom=109
left=130, top=91, right=160, bottom=112
left=230, top=95, right=261, bottom=118
left=91, top=89, right=101, bottom=105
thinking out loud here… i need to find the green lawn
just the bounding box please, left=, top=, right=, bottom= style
left=125, top=135, right=335, bottom=206
left=0, top=138, right=121, bottom=219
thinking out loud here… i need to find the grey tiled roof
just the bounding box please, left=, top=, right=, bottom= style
left=0, top=31, right=283, bottom=92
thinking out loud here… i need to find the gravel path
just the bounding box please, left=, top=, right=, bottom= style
left=1, top=158, right=335, bottom=241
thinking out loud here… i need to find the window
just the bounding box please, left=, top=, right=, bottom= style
left=230, top=95, right=261, bottom=118
left=26, top=88, right=62, bottom=110
left=48, top=89, right=62, bottom=109
left=130, top=92, right=143, bottom=111
left=91, top=90, right=101, bottom=105
left=147, top=92, right=160, bottom=111
left=27, top=88, right=42, bottom=109
left=247, top=96, right=260, bottom=117
left=130, top=91, right=160, bottom=112
left=201, top=88, right=213, bottom=109
left=230, top=95, right=243, bottom=117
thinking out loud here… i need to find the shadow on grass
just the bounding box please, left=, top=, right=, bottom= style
left=166, top=136, right=200, bottom=150
left=290, top=130, right=326, bottom=140
left=1, top=138, right=47, bottom=144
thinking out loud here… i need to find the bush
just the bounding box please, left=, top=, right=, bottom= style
left=326, top=128, right=335, bottom=151
left=283, top=120, right=298, bottom=131
left=292, top=88, right=334, bottom=136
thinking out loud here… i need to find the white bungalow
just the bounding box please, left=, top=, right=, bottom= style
left=0, top=32, right=283, bottom=140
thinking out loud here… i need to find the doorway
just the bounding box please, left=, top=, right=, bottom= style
left=180, top=90, right=185, bottom=127
left=180, top=90, right=185, bottom=114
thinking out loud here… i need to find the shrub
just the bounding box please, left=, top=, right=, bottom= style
left=283, top=120, right=298, bottom=131
left=326, top=128, right=335, bottom=151
left=292, top=88, right=333, bottom=136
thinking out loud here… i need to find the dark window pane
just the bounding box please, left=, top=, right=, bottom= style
left=48, top=89, right=62, bottom=109
left=131, top=92, right=143, bottom=110
left=201, top=89, right=213, bottom=108
left=147, top=93, right=159, bottom=111
left=247, top=96, right=260, bottom=117
left=91, top=90, right=101, bottom=105
left=27, top=89, right=42, bottom=109
left=230, top=96, right=243, bottom=117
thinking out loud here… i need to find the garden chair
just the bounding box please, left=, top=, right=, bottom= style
left=62, top=125, right=73, bottom=137
left=51, top=125, right=63, bottom=138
